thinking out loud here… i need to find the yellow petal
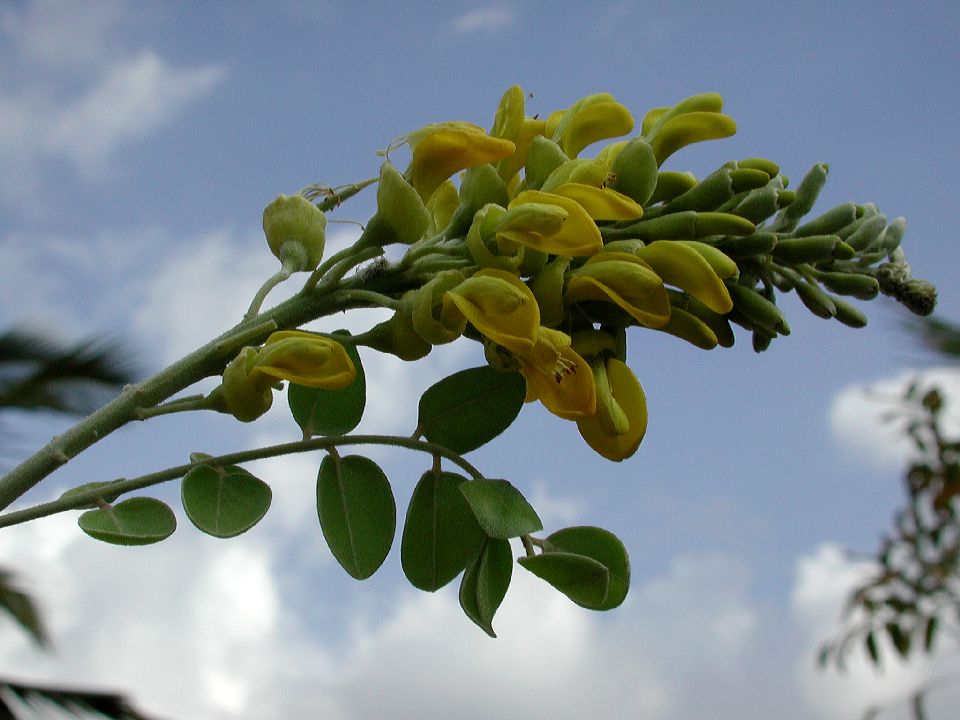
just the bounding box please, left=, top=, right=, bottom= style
left=443, top=269, right=539, bottom=355
left=253, top=331, right=356, bottom=388
left=577, top=358, right=647, bottom=461
left=508, top=190, right=602, bottom=256
left=560, top=100, right=635, bottom=158
left=406, top=125, right=516, bottom=201
left=519, top=328, right=596, bottom=419
left=565, top=253, right=670, bottom=327
left=549, top=182, right=643, bottom=221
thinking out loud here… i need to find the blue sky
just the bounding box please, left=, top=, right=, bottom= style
left=1, top=2, right=959, bottom=718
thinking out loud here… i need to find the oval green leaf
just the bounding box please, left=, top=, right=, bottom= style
left=459, top=479, right=542, bottom=539
left=59, top=481, right=123, bottom=510
left=181, top=465, right=272, bottom=538
left=78, top=497, right=177, bottom=546
left=459, top=537, right=513, bottom=637
left=289, top=330, right=366, bottom=438
left=417, top=366, right=525, bottom=453
left=544, top=526, right=630, bottom=610
left=317, top=454, right=395, bottom=579
left=401, top=470, right=485, bottom=591
left=519, top=552, right=609, bottom=609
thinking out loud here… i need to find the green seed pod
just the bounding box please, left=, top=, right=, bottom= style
left=816, top=271, right=880, bottom=300
left=694, top=212, right=756, bottom=237
left=793, top=279, right=837, bottom=319
left=770, top=235, right=842, bottom=263
left=524, top=136, right=569, bottom=191
left=609, top=137, right=659, bottom=206
left=262, top=194, right=327, bottom=271
left=830, top=296, right=868, bottom=328
left=844, top=213, right=887, bottom=251
left=732, top=185, right=780, bottom=224
left=776, top=189, right=796, bottom=207
left=729, top=167, right=772, bottom=192
left=660, top=168, right=736, bottom=214
left=711, top=232, right=777, bottom=258
left=647, top=171, right=699, bottom=205
left=726, top=283, right=790, bottom=335
left=770, top=163, right=829, bottom=232
left=735, top=158, right=780, bottom=176
left=792, top=202, right=859, bottom=237
left=879, top=217, right=906, bottom=253
left=752, top=331, right=773, bottom=353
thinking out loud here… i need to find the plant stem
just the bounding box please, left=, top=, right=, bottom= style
left=0, top=264, right=418, bottom=512
left=0, top=434, right=484, bottom=528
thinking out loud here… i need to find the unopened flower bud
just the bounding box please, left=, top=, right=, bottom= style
left=262, top=194, right=327, bottom=271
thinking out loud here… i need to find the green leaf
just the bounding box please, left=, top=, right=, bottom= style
left=58, top=481, right=122, bottom=509
left=542, top=526, right=630, bottom=609
left=78, top=497, right=176, bottom=546
left=459, top=479, right=542, bottom=539
left=459, top=537, right=513, bottom=637
left=317, top=454, right=396, bottom=579
left=865, top=630, right=881, bottom=665
left=519, top=552, right=609, bottom=608
left=886, top=621, right=911, bottom=659
left=181, top=465, right=272, bottom=538
left=288, top=330, right=366, bottom=437
left=417, top=366, right=525, bottom=453
left=923, top=616, right=939, bottom=652
left=401, top=470, right=486, bottom=591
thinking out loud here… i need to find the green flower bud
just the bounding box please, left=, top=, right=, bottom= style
left=411, top=270, right=468, bottom=344
left=523, top=136, right=569, bottom=191
left=610, top=137, right=659, bottom=206
left=262, top=194, right=327, bottom=271
left=365, top=302, right=433, bottom=361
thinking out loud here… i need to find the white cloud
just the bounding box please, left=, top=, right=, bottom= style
left=0, top=0, right=124, bottom=69
left=829, top=367, right=960, bottom=470
left=45, top=50, right=225, bottom=173
left=450, top=6, right=515, bottom=34
left=0, top=2, right=225, bottom=210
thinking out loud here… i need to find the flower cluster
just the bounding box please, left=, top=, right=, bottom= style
left=362, top=88, right=741, bottom=460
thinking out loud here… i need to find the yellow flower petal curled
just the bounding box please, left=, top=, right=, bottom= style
left=507, top=190, right=602, bottom=256
left=518, top=327, right=596, bottom=419
left=404, top=122, right=516, bottom=201
left=577, top=358, right=647, bottom=462
left=443, top=269, right=539, bottom=355
left=549, top=93, right=634, bottom=158
left=549, top=183, right=643, bottom=221
left=252, top=331, right=356, bottom=389
left=565, top=252, right=670, bottom=327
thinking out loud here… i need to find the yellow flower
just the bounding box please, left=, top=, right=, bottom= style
left=576, top=357, right=647, bottom=461
left=518, top=327, right=596, bottom=419
left=443, top=269, right=539, bottom=355
left=548, top=182, right=643, bottom=221
left=253, top=331, right=356, bottom=388
left=403, top=122, right=516, bottom=201
left=550, top=93, right=635, bottom=158
left=216, top=331, right=356, bottom=422
left=505, top=190, right=602, bottom=256
left=564, top=252, right=670, bottom=327
left=443, top=270, right=594, bottom=419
